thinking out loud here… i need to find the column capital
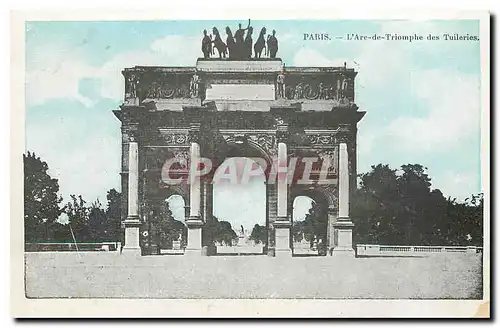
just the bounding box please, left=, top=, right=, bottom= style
left=273, top=219, right=291, bottom=228
left=276, top=122, right=289, bottom=144
left=186, top=217, right=204, bottom=227
left=188, top=123, right=201, bottom=143
left=128, top=130, right=139, bottom=143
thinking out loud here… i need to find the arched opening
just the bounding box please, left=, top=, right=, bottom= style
left=212, top=156, right=267, bottom=255
left=291, top=191, right=329, bottom=256
left=148, top=194, right=187, bottom=254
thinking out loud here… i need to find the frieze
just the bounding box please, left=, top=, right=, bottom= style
left=309, top=134, right=334, bottom=145
left=122, top=68, right=200, bottom=102
left=158, top=129, right=190, bottom=146
left=221, top=131, right=277, bottom=159
left=276, top=70, right=355, bottom=103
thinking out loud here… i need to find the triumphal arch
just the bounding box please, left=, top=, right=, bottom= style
left=114, top=40, right=365, bottom=257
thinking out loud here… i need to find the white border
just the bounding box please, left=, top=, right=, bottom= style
left=10, top=9, right=491, bottom=318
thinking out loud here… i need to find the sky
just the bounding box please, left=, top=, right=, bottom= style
left=25, top=19, right=482, bottom=229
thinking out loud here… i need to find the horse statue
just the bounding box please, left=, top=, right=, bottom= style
left=212, top=27, right=227, bottom=58
left=254, top=27, right=267, bottom=58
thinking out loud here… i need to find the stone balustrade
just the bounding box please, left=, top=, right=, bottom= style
left=356, top=244, right=483, bottom=257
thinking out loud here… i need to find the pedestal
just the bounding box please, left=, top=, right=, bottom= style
left=122, top=217, right=141, bottom=256
left=185, top=218, right=204, bottom=256
left=172, top=240, right=181, bottom=250
left=331, top=218, right=355, bottom=257
left=274, top=219, right=292, bottom=257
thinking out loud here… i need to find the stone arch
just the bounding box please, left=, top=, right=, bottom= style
left=289, top=185, right=334, bottom=255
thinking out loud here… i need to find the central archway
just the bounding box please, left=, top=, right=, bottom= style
left=209, top=137, right=272, bottom=255
left=212, top=157, right=267, bottom=255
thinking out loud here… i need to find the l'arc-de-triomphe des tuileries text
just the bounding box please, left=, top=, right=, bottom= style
left=113, top=24, right=365, bottom=258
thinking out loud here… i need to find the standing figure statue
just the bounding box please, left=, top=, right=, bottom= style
left=244, top=26, right=253, bottom=58
left=254, top=27, right=267, bottom=58
left=318, top=82, right=327, bottom=100
left=234, top=19, right=250, bottom=44
left=201, top=29, right=212, bottom=59
left=267, top=29, right=278, bottom=58
left=276, top=69, right=285, bottom=99
left=341, top=77, right=349, bottom=99
left=212, top=27, right=227, bottom=58
left=127, top=73, right=139, bottom=98
left=294, top=82, right=303, bottom=99
left=234, top=19, right=251, bottom=59
left=189, top=73, right=199, bottom=98
left=225, top=26, right=236, bottom=59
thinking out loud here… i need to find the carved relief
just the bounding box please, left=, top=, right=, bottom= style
left=309, top=134, right=334, bottom=145
left=247, top=134, right=277, bottom=157
left=163, top=133, right=189, bottom=145
left=221, top=133, right=277, bottom=159
left=317, top=149, right=338, bottom=173
left=281, top=71, right=355, bottom=104
left=321, top=184, right=339, bottom=210
left=146, top=81, right=190, bottom=99
left=172, top=149, right=190, bottom=170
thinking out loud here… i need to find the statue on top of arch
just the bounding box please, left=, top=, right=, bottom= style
left=200, top=19, right=280, bottom=60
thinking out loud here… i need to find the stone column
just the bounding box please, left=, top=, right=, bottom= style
left=185, top=141, right=204, bottom=256
left=266, top=183, right=277, bottom=256
left=332, top=142, right=354, bottom=257
left=202, top=181, right=215, bottom=255
left=327, top=205, right=336, bottom=254
left=122, top=135, right=142, bottom=255
left=274, top=141, right=292, bottom=257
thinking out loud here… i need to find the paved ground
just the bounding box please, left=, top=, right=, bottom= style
left=25, top=252, right=483, bottom=299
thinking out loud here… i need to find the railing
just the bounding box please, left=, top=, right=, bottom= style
left=25, top=242, right=121, bottom=252
left=356, top=244, right=483, bottom=257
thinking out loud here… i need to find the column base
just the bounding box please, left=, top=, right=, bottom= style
left=121, top=246, right=142, bottom=256
left=275, top=248, right=293, bottom=257
left=185, top=217, right=204, bottom=256
left=331, top=247, right=355, bottom=258
left=184, top=248, right=203, bottom=256
left=274, top=219, right=292, bottom=258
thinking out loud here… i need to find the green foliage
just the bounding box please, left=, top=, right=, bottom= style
left=24, top=151, right=123, bottom=244
left=249, top=224, right=267, bottom=244
left=292, top=201, right=327, bottom=248
left=104, top=189, right=122, bottom=241
left=149, top=201, right=187, bottom=249
left=24, top=152, right=64, bottom=242
left=351, top=164, right=483, bottom=246
left=203, top=216, right=238, bottom=246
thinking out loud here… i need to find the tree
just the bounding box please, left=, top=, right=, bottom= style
left=24, top=152, right=64, bottom=242
left=292, top=201, right=327, bottom=248
left=103, top=189, right=122, bottom=241
left=87, top=199, right=106, bottom=242
left=249, top=224, right=267, bottom=244
left=150, top=200, right=186, bottom=249
left=217, top=220, right=238, bottom=246
left=65, top=195, right=91, bottom=242
left=351, top=163, right=483, bottom=246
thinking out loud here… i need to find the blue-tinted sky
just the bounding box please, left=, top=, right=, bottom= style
left=25, top=19, right=482, bottom=228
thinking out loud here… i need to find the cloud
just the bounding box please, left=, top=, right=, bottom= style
left=431, top=170, right=480, bottom=201
left=384, top=69, right=480, bottom=152
left=26, top=44, right=100, bottom=107
left=26, top=35, right=201, bottom=106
